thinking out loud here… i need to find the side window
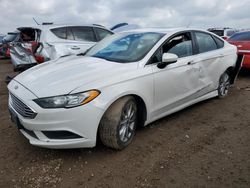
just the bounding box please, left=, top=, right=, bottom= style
left=66, top=28, right=74, bottom=40
left=71, top=27, right=96, bottom=42
left=149, top=48, right=162, bottom=64
left=51, top=27, right=67, bottom=39
left=195, top=32, right=218, bottom=53
left=95, top=28, right=113, bottom=41
left=213, top=36, right=224, bottom=49
left=148, top=32, right=193, bottom=64
left=163, top=33, right=193, bottom=58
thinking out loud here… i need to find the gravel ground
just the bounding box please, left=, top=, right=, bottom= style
left=0, top=59, right=250, bottom=188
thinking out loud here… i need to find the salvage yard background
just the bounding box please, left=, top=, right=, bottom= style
left=0, top=59, right=250, bottom=188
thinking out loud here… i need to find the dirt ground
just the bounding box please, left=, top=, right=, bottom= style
left=0, top=59, right=249, bottom=188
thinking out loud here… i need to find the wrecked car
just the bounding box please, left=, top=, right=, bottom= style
left=8, top=28, right=241, bottom=150
left=10, top=24, right=113, bottom=71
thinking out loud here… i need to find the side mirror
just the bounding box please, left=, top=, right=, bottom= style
left=157, top=53, right=178, bottom=69
left=162, top=53, right=178, bottom=64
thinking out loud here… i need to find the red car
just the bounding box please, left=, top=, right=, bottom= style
left=228, top=31, right=250, bottom=68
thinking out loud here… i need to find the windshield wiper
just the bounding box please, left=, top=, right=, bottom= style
left=77, top=47, right=93, bottom=56
left=77, top=52, right=86, bottom=56
left=93, top=55, right=129, bottom=63
left=92, top=55, right=114, bottom=62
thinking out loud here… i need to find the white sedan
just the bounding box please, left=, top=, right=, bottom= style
left=8, top=28, right=240, bottom=150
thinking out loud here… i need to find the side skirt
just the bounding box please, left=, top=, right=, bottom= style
left=145, top=90, right=218, bottom=126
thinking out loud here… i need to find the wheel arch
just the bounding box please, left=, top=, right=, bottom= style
left=98, top=93, right=148, bottom=130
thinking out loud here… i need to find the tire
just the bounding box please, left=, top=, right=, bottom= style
left=218, top=71, right=231, bottom=98
left=99, top=96, right=137, bottom=150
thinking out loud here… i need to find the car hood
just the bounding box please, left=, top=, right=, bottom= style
left=14, top=55, right=136, bottom=98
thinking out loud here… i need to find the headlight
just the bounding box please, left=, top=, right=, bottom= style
left=34, top=90, right=100, bottom=108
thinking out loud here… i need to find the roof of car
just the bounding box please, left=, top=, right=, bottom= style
left=120, top=27, right=208, bottom=34
left=234, top=30, right=250, bottom=34
left=17, top=24, right=110, bottom=31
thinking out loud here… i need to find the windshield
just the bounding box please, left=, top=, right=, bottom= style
left=229, top=32, right=250, bottom=41
left=85, top=32, right=164, bottom=63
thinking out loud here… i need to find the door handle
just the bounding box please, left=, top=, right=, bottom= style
left=187, top=61, right=195, bottom=65
left=71, top=46, right=80, bottom=50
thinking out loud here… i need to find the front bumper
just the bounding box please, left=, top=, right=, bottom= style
left=8, top=80, right=104, bottom=149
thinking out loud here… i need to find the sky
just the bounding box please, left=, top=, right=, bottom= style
left=0, top=0, right=249, bottom=34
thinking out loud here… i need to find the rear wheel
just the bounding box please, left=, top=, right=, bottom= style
left=99, top=96, right=137, bottom=150
left=218, top=71, right=231, bottom=98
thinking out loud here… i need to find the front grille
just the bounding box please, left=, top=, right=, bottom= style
left=9, top=93, right=37, bottom=119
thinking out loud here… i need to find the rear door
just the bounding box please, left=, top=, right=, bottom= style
left=49, top=26, right=97, bottom=58
left=68, top=26, right=97, bottom=53
left=192, top=31, right=226, bottom=94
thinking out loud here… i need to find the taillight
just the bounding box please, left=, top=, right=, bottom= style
left=35, top=55, right=45, bottom=63
left=222, top=36, right=228, bottom=40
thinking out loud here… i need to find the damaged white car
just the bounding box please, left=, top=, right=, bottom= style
left=8, top=28, right=241, bottom=150
left=10, top=24, right=113, bottom=71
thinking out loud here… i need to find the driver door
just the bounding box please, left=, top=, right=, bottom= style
left=150, top=32, right=201, bottom=120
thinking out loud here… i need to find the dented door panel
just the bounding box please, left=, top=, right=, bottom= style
left=152, top=57, right=200, bottom=118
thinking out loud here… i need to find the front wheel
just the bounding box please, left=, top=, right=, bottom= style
left=99, top=96, right=137, bottom=150
left=218, top=71, right=231, bottom=98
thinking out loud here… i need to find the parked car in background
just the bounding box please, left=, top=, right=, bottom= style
left=0, top=35, right=5, bottom=44
left=8, top=28, right=240, bottom=150
left=228, top=31, right=250, bottom=68
left=0, top=32, right=19, bottom=58
left=10, top=24, right=113, bottom=71
left=208, top=27, right=238, bottom=40
left=0, top=35, right=5, bottom=57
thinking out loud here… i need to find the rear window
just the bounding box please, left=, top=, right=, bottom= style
left=229, top=32, right=250, bottom=41
left=212, top=36, right=224, bottom=49
left=210, top=30, right=224, bottom=36
left=51, top=27, right=67, bottom=39
left=19, top=28, right=39, bottom=42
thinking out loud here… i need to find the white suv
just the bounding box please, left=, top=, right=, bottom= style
left=10, top=24, right=113, bottom=71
